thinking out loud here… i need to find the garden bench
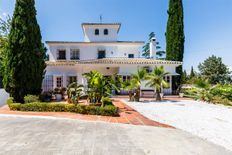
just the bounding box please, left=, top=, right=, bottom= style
left=141, top=90, right=155, bottom=98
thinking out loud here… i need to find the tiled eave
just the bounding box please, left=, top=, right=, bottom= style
left=46, top=58, right=182, bottom=66
left=46, top=61, right=77, bottom=66
left=78, top=58, right=182, bottom=65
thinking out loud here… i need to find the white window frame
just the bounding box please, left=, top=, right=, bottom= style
left=56, top=76, right=63, bottom=88
left=70, top=49, right=80, bottom=60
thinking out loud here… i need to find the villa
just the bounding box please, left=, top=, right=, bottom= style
left=43, top=23, right=182, bottom=95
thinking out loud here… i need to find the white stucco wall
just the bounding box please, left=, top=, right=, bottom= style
left=84, top=27, right=118, bottom=42
left=48, top=43, right=142, bottom=61
left=0, top=89, right=9, bottom=107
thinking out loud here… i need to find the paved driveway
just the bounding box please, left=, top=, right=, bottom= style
left=0, top=115, right=230, bottom=155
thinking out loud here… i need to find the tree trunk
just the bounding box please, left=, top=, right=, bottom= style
left=156, top=89, right=161, bottom=101
left=128, top=91, right=133, bottom=101
left=134, top=87, right=140, bottom=102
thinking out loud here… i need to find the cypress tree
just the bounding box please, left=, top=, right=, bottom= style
left=3, top=0, right=46, bottom=103
left=166, top=0, right=185, bottom=92
left=190, top=66, right=195, bottom=79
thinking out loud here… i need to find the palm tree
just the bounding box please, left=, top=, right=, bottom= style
left=145, top=66, right=169, bottom=101
left=67, top=82, right=84, bottom=104
left=121, top=80, right=136, bottom=101
left=83, top=71, right=119, bottom=104
left=131, top=68, right=147, bottom=101
left=194, top=78, right=212, bottom=101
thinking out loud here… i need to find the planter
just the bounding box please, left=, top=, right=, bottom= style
left=160, top=93, right=164, bottom=98
left=55, top=94, right=62, bottom=101
left=179, top=93, right=184, bottom=98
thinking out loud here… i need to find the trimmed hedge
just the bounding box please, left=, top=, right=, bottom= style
left=7, top=99, right=118, bottom=116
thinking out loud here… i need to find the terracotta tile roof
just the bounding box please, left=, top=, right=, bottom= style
left=46, top=58, right=182, bottom=66
left=78, top=58, right=182, bottom=65
left=46, top=61, right=77, bottom=66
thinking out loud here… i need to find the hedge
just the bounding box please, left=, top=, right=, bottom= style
left=7, top=99, right=118, bottom=116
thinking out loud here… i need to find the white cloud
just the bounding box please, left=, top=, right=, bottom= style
left=2, top=12, right=7, bottom=17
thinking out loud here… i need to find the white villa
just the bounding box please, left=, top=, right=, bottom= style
left=43, top=23, right=182, bottom=95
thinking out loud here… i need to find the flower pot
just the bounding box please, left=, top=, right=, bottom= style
left=55, top=94, right=62, bottom=101
left=179, top=93, right=184, bottom=98
left=160, top=93, right=164, bottom=98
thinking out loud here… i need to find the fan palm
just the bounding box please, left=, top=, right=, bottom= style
left=121, top=79, right=137, bottom=101
left=131, top=68, right=147, bottom=101
left=145, top=66, right=169, bottom=101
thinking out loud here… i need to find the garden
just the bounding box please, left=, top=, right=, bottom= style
left=180, top=55, right=232, bottom=106
left=7, top=66, right=172, bottom=115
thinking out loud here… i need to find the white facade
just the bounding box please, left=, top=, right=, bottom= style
left=44, top=23, right=182, bottom=95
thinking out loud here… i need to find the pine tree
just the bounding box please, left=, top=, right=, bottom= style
left=3, top=0, right=46, bottom=103
left=190, top=66, right=195, bottom=79
left=142, top=32, right=165, bottom=59
left=166, top=0, right=185, bottom=92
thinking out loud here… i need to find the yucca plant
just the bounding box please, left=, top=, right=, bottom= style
left=145, top=66, right=169, bottom=101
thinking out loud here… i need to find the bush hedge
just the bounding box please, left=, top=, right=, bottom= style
left=7, top=99, right=118, bottom=116
left=24, top=95, right=40, bottom=103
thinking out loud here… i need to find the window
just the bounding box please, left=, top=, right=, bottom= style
left=42, top=75, right=53, bottom=92
left=68, top=76, right=77, bottom=85
left=70, top=49, right=80, bottom=60
left=56, top=77, right=63, bottom=87
left=98, top=50, right=106, bottom=59
left=57, top=50, right=66, bottom=60
left=122, top=75, right=131, bottom=82
left=166, top=76, right=170, bottom=83
left=104, top=29, right=108, bottom=35
left=95, top=29, right=99, bottom=35
left=144, top=66, right=152, bottom=73
left=128, top=54, right=134, bottom=58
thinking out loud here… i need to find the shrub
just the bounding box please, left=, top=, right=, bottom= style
left=7, top=101, right=118, bottom=116
left=210, top=84, right=232, bottom=101
left=101, top=97, right=113, bottom=107
left=39, top=91, right=52, bottom=102
left=210, top=96, right=232, bottom=105
left=24, top=95, right=40, bottom=103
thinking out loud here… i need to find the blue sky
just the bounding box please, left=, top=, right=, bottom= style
left=1, top=0, right=232, bottom=73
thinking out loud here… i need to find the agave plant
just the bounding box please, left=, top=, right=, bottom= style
left=145, top=66, right=169, bottom=101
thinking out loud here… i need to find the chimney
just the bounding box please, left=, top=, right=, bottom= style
left=149, top=37, right=157, bottom=59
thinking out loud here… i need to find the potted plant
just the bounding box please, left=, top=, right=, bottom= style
left=60, top=87, right=67, bottom=99
left=54, top=87, right=62, bottom=101
left=178, top=86, right=185, bottom=98
left=160, top=92, right=164, bottom=98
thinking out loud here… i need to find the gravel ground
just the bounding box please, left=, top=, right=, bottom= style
left=123, top=99, right=232, bottom=151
